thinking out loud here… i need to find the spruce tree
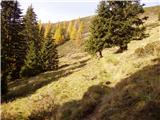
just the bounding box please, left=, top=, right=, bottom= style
left=44, top=21, right=52, bottom=38
left=42, top=25, right=59, bottom=71
left=38, top=20, right=45, bottom=51
left=1, top=0, right=24, bottom=94
left=20, top=5, right=42, bottom=77
left=38, top=20, right=45, bottom=66
left=85, top=0, right=147, bottom=57
left=85, top=1, right=111, bottom=57
left=109, top=1, right=147, bottom=51
left=22, top=5, right=41, bottom=51
left=10, top=1, right=26, bottom=79
left=20, top=41, right=42, bottom=77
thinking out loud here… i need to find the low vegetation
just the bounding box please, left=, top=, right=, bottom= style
left=2, top=23, right=160, bottom=119
left=135, top=41, right=160, bottom=57
left=1, top=0, right=160, bottom=120
left=52, top=62, right=160, bottom=120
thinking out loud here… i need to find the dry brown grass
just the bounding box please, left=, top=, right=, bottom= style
left=1, top=7, right=160, bottom=120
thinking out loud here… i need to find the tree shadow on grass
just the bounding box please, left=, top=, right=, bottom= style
left=38, top=61, right=160, bottom=120
left=2, top=57, right=91, bottom=103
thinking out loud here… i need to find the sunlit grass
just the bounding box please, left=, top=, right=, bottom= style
left=1, top=16, right=160, bottom=120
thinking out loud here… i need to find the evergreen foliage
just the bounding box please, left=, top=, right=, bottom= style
left=1, top=0, right=24, bottom=94
left=85, top=0, right=147, bottom=57
left=1, top=1, right=60, bottom=94
left=44, top=21, right=52, bottom=38
left=20, top=5, right=42, bottom=77
left=20, top=41, right=42, bottom=77
left=38, top=20, right=45, bottom=52
left=42, top=26, right=59, bottom=71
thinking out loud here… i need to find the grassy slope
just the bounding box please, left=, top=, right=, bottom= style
left=1, top=6, right=160, bottom=120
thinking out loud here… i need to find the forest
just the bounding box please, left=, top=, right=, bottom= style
left=1, top=0, right=160, bottom=120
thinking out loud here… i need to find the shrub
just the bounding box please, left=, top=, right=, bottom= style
left=134, top=41, right=160, bottom=57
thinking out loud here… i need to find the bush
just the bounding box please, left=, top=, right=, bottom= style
left=134, top=41, right=160, bottom=57
left=20, top=65, right=42, bottom=77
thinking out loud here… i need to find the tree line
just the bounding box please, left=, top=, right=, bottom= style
left=54, top=19, right=84, bottom=47
left=1, top=1, right=58, bottom=95
left=85, top=0, right=148, bottom=57
left=1, top=0, right=85, bottom=95
left=1, top=0, right=148, bottom=95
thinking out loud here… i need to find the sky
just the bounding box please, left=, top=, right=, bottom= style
left=19, top=0, right=160, bottom=23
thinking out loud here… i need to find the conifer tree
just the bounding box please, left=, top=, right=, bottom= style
left=85, top=0, right=147, bottom=57
left=1, top=0, right=24, bottom=94
left=54, top=24, right=65, bottom=44
left=38, top=20, right=45, bottom=65
left=38, top=20, right=45, bottom=48
left=11, top=1, right=26, bottom=79
left=85, top=1, right=110, bottom=57
left=70, top=21, right=77, bottom=40
left=42, top=26, right=59, bottom=71
left=44, top=21, right=52, bottom=38
left=20, top=41, right=42, bottom=77
left=1, top=1, right=14, bottom=94
left=67, top=21, right=74, bottom=39
left=62, top=21, right=69, bottom=40
left=76, top=21, right=84, bottom=47
left=20, top=5, right=42, bottom=77
left=109, top=1, right=147, bottom=51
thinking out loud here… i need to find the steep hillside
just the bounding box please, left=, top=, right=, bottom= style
left=57, top=5, right=160, bottom=57
left=1, top=6, right=160, bottom=120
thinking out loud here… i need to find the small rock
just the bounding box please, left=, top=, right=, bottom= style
left=105, top=81, right=111, bottom=85
left=91, top=76, right=97, bottom=80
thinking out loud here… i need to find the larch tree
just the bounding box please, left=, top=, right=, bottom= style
left=67, top=21, right=74, bottom=39
left=70, top=21, right=77, bottom=40
left=62, top=21, right=69, bottom=40
left=54, top=24, right=65, bottom=45
left=76, top=21, right=84, bottom=47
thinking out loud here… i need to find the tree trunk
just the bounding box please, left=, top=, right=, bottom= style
left=120, top=44, right=128, bottom=51
left=115, top=44, right=128, bottom=53
left=99, top=51, right=103, bottom=58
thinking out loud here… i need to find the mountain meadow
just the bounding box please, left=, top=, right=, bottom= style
left=1, top=1, right=160, bottom=120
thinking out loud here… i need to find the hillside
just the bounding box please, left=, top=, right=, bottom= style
left=57, top=5, right=160, bottom=57
left=1, top=5, right=160, bottom=120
